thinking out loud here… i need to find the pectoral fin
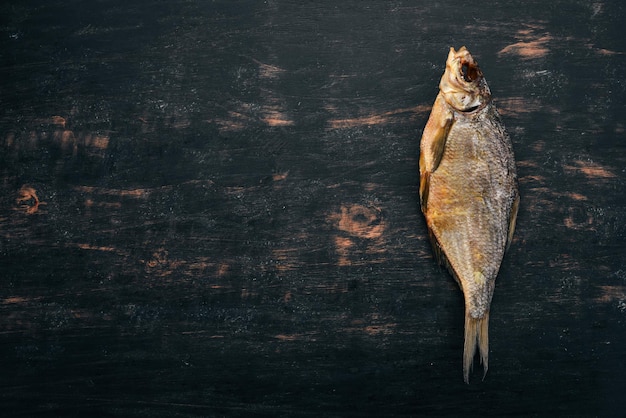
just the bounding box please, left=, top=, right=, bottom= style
left=419, top=94, right=454, bottom=213
left=420, top=96, right=453, bottom=175
left=428, top=117, right=453, bottom=174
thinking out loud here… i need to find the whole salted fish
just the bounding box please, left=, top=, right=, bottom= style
left=419, top=47, right=519, bottom=383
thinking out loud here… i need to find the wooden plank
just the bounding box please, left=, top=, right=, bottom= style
left=0, top=0, right=625, bottom=415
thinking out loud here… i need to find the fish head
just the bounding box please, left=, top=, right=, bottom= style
left=439, top=46, right=491, bottom=112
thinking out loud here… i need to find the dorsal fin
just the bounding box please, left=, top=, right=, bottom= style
left=506, top=194, right=520, bottom=251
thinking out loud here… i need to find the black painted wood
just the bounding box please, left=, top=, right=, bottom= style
left=1, top=1, right=625, bottom=416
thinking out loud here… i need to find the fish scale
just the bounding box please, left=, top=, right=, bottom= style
left=419, top=47, right=519, bottom=383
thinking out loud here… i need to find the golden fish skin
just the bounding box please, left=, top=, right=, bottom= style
left=419, top=47, right=519, bottom=383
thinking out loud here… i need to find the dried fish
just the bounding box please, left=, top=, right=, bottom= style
left=419, top=47, right=520, bottom=383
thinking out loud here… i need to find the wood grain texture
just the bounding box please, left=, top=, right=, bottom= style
left=0, top=0, right=625, bottom=416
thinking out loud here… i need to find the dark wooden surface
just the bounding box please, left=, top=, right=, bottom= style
left=1, top=1, right=625, bottom=416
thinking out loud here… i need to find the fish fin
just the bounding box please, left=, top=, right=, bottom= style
left=427, top=227, right=444, bottom=265
left=419, top=171, right=430, bottom=212
left=420, top=96, right=453, bottom=175
left=427, top=228, right=463, bottom=288
left=463, top=312, right=490, bottom=384
left=428, top=116, right=452, bottom=174
left=419, top=95, right=453, bottom=212
left=506, top=193, right=520, bottom=251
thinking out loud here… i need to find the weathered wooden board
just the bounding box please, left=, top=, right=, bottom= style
left=1, top=0, right=625, bottom=416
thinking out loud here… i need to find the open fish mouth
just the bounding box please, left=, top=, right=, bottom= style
left=459, top=55, right=481, bottom=83
left=448, top=47, right=483, bottom=86
left=440, top=46, right=491, bottom=112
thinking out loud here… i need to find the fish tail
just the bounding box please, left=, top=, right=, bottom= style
left=463, top=311, right=490, bottom=384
